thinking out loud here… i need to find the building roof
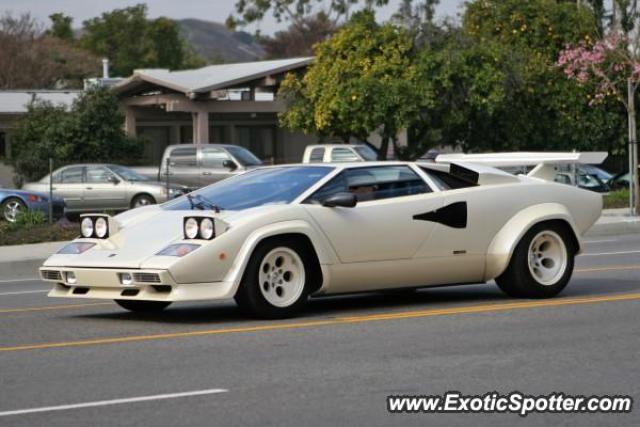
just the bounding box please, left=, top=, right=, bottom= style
left=0, top=90, right=81, bottom=114
left=113, top=57, right=313, bottom=96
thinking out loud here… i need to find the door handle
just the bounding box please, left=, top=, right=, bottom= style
left=85, top=187, right=93, bottom=190
left=202, top=172, right=212, bottom=176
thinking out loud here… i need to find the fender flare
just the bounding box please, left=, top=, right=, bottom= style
left=223, top=220, right=336, bottom=296
left=484, top=203, right=582, bottom=281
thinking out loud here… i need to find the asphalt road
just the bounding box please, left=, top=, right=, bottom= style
left=0, top=234, right=639, bottom=426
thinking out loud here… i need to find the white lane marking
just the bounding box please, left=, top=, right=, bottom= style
left=0, top=388, right=229, bottom=417
left=0, top=290, right=48, bottom=296
left=0, top=278, right=42, bottom=285
left=580, top=250, right=640, bottom=257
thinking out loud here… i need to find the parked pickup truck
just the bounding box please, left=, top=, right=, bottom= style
left=133, top=144, right=263, bottom=189
left=302, top=144, right=379, bottom=163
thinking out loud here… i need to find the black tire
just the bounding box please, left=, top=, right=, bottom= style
left=115, top=299, right=171, bottom=312
left=131, top=194, right=156, bottom=209
left=234, top=237, right=318, bottom=319
left=1, top=197, right=26, bottom=222
left=495, top=222, right=575, bottom=299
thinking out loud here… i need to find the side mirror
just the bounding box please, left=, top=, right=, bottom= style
left=107, top=175, right=120, bottom=185
left=322, top=192, right=357, bottom=208
left=223, top=159, right=238, bottom=171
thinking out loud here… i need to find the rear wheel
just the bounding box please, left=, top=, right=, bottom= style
left=495, top=222, right=575, bottom=298
left=235, top=238, right=316, bottom=319
left=2, top=197, right=26, bottom=222
left=115, top=300, right=171, bottom=312
left=131, top=194, right=155, bottom=209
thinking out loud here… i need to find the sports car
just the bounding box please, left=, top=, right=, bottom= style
left=39, top=154, right=603, bottom=318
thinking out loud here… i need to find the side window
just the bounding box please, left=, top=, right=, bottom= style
left=331, top=147, right=359, bottom=162
left=56, top=166, right=84, bottom=184
left=86, top=167, right=115, bottom=183
left=201, top=147, right=231, bottom=168
left=307, top=166, right=429, bottom=203
left=169, top=147, right=197, bottom=168
left=419, top=167, right=477, bottom=190
left=308, top=147, right=325, bottom=163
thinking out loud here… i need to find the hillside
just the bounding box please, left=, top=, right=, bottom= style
left=178, top=19, right=265, bottom=63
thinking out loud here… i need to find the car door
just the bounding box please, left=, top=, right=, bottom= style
left=304, top=165, right=443, bottom=263
left=166, top=146, right=199, bottom=189
left=51, top=166, right=85, bottom=211
left=199, top=146, right=237, bottom=186
left=83, top=166, right=128, bottom=210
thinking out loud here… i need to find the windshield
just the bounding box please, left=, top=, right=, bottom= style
left=354, top=145, right=379, bottom=161
left=109, top=165, right=149, bottom=182
left=163, top=166, right=333, bottom=211
left=226, top=146, right=263, bottom=166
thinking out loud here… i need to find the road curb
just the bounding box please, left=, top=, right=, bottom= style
left=585, top=219, right=640, bottom=237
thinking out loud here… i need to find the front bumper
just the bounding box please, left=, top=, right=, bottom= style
left=40, top=267, right=235, bottom=302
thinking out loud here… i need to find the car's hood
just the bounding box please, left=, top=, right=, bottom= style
left=45, top=204, right=292, bottom=269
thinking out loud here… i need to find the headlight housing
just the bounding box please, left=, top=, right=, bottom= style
left=79, top=215, right=111, bottom=239
left=157, top=243, right=200, bottom=257
left=183, top=217, right=216, bottom=240
left=57, top=242, right=96, bottom=254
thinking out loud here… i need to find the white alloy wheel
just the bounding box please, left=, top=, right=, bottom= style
left=258, top=247, right=306, bottom=308
left=3, top=199, right=24, bottom=222
left=527, top=230, right=568, bottom=286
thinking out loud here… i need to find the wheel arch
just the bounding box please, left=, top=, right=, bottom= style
left=224, top=220, right=336, bottom=297
left=130, top=192, right=156, bottom=208
left=484, top=203, right=581, bottom=281
left=1, top=194, right=27, bottom=205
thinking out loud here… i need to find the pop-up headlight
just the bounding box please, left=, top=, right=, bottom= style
left=80, top=215, right=114, bottom=239
left=183, top=217, right=216, bottom=240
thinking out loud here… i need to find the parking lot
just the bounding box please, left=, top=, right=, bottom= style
left=0, top=233, right=638, bottom=426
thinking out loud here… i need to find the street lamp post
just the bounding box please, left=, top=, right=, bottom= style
left=628, top=78, right=639, bottom=216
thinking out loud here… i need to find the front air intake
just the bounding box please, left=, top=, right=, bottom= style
left=133, top=273, right=161, bottom=283
left=41, top=270, right=62, bottom=281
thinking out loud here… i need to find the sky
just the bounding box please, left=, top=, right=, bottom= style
left=0, top=0, right=466, bottom=34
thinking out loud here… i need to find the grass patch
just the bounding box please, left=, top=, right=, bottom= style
left=0, top=221, right=78, bottom=246
left=603, top=189, right=630, bottom=209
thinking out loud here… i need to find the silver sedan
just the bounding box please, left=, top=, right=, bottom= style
left=23, top=164, right=188, bottom=214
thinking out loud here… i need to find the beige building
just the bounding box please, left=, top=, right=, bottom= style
left=113, top=57, right=321, bottom=165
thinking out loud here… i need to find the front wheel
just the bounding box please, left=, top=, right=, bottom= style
left=2, top=197, right=26, bottom=222
left=115, top=300, right=171, bottom=312
left=235, top=238, right=315, bottom=319
left=495, top=222, right=575, bottom=298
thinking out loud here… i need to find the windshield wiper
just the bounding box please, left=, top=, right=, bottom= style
left=186, top=194, right=221, bottom=213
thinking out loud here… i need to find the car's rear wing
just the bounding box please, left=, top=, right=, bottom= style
left=435, top=152, right=608, bottom=182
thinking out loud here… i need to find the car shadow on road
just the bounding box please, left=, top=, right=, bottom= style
left=71, top=277, right=640, bottom=325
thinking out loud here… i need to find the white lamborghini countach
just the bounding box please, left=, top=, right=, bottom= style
left=40, top=154, right=604, bottom=318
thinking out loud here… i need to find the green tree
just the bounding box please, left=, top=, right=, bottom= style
left=47, top=13, right=74, bottom=41
left=80, top=4, right=202, bottom=76
left=259, top=12, right=338, bottom=59
left=228, top=0, right=389, bottom=29
left=410, top=0, right=625, bottom=155
left=279, top=11, right=430, bottom=158
left=10, top=88, right=143, bottom=182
